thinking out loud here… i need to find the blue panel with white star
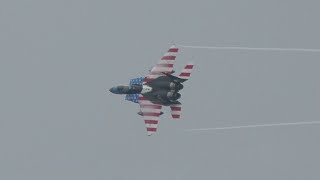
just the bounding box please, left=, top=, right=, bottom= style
left=125, top=77, right=145, bottom=103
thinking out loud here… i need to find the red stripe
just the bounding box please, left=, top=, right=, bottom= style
left=172, top=114, right=180, bottom=119
left=143, top=112, right=160, bottom=116
left=161, top=56, right=176, bottom=60
left=168, top=48, right=178, bottom=52
left=140, top=104, right=161, bottom=109
left=156, top=64, right=173, bottom=67
left=180, top=72, right=191, bottom=77
left=143, top=77, right=154, bottom=82
left=147, top=127, right=157, bottom=132
left=185, top=65, right=193, bottom=69
left=171, top=106, right=181, bottom=111
left=138, top=96, right=148, bottom=100
left=145, top=120, right=158, bottom=124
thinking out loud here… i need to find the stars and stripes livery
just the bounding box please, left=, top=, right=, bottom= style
left=125, top=77, right=144, bottom=103
left=138, top=95, right=162, bottom=136
left=143, top=45, right=178, bottom=83
left=179, top=63, right=194, bottom=80
left=109, top=45, right=194, bottom=136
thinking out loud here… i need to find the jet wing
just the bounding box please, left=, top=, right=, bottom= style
left=143, top=45, right=179, bottom=83
left=138, top=95, right=163, bottom=136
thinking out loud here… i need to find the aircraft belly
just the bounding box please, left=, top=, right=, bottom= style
left=142, top=90, right=179, bottom=106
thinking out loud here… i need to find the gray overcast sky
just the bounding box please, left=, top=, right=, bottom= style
left=1, top=0, right=320, bottom=179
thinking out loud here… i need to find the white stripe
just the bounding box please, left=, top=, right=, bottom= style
left=181, top=69, right=193, bottom=73
left=140, top=108, right=161, bottom=113
left=145, top=124, right=158, bottom=128
left=144, top=117, right=159, bottom=121
left=143, top=116, right=159, bottom=120
left=179, top=75, right=190, bottom=79
left=158, top=60, right=176, bottom=64
left=163, top=52, right=178, bottom=56
left=151, top=67, right=172, bottom=72
left=146, top=75, right=161, bottom=79
left=139, top=101, right=154, bottom=105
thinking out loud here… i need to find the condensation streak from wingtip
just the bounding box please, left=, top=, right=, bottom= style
left=185, top=121, right=320, bottom=132
left=178, top=44, right=320, bottom=53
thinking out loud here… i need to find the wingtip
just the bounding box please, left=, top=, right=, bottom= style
left=167, top=45, right=179, bottom=53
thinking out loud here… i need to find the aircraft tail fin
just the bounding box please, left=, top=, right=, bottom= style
left=161, top=62, right=194, bottom=83
left=178, top=62, right=194, bottom=80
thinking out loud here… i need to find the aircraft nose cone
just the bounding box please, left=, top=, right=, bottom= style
left=109, top=87, right=116, bottom=93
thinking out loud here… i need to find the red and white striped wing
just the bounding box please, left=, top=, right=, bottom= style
left=138, top=95, right=162, bottom=136
left=178, top=62, right=194, bottom=80
left=170, top=104, right=182, bottom=119
left=144, top=45, right=179, bottom=83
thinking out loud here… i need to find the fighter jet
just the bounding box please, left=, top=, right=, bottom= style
left=109, top=45, right=194, bottom=135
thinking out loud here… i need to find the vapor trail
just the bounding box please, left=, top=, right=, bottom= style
left=185, top=121, right=320, bottom=132
left=178, top=45, right=320, bottom=53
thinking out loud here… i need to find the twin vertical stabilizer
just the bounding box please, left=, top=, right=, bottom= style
left=169, top=62, right=194, bottom=119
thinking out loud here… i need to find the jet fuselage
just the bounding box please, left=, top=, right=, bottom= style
left=109, top=75, right=184, bottom=106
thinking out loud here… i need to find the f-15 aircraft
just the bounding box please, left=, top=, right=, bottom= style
left=109, top=45, right=194, bottom=135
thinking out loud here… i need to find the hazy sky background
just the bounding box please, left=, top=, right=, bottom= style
left=1, top=0, right=320, bottom=179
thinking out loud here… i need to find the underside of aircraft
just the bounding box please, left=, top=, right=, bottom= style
left=109, top=45, right=194, bottom=135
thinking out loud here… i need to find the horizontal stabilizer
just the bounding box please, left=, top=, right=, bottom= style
left=170, top=104, right=182, bottom=119
left=138, top=95, right=163, bottom=136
